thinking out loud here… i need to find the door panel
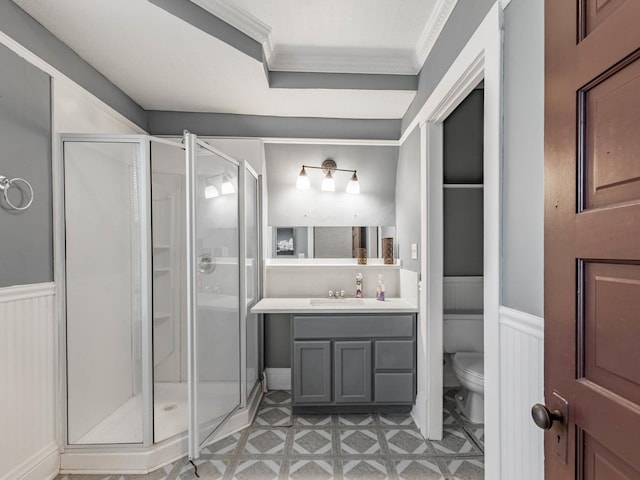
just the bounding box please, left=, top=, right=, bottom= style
left=582, top=0, right=629, bottom=37
left=583, top=56, right=640, bottom=209
left=334, top=341, right=371, bottom=403
left=186, top=135, right=241, bottom=459
left=584, top=263, right=640, bottom=405
left=545, top=0, right=640, bottom=478
left=293, top=341, right=331, bottom=403
left=583, top=433, right=640, bottom=479
left=194, top=144, right=241, bottom=449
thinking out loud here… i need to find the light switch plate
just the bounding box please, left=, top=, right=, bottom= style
left=411, top=243, right=418, bottom=259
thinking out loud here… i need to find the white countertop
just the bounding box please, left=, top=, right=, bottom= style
left=251, top=297, right=418, bottom=314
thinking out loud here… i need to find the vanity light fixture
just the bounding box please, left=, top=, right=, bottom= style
left=296, top=159, right=360, bottom=194
left=346, top=171, right=360, bottom=194
left=221, top=174, right=235, bottom=195
left=204, top=184, right=220, bottom=199
left=321, top=169, right=335, bottom=192
left=296, top=166, right=310, bottom=190
left=204, top=173, right=235, bottom=198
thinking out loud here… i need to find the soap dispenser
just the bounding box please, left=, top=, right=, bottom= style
left=355, top=273, right=363, bottom=298
left=376, top=274, right=385, bottom=301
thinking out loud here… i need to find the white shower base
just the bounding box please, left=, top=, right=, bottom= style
left=61, top=382, right=262, bottom=475
left=75, top=381, right=240, bottom=445
left=154, top=381, right=239, bottom=443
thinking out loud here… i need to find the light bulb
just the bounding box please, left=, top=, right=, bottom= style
left=321, top=171, right=335, bottom=192
left=221, top=175, right=235, bottom=195
left=204, top=184, right=219, bottom=199
left=346, top=171, right=360, bottom=194
left=296, top=167, right=310, bottom=190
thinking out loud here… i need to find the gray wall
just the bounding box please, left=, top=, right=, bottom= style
left=395, top=127, right=421, bottom=272
left=0, top=44, right=52, bottom=287
left=401, top=0, right=494, bottom=131
left=501, top=0, right=544, bottom=317
left=1, top=0, right=147, bottom=130
left=149, top=111, right=400, bottom=140
left=444, top=189, right=483, bottom=276
left=265, top=143, right=398, bottom=227
left=443, top=89, right=484, bottom=276
left=265, top=314, right=291, bottom=368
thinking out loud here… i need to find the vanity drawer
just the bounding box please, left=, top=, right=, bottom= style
left=374, top=340, right=414, bottom=370
left=293, top=314, right=414, bottom=339
left=374, top=373, right=415, bottom=403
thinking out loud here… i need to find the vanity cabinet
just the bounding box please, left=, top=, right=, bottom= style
left=334, top=341, right=372, bottom=403
left=292, top=314, right=416, bottom=413
left=293, top=341, right=331, bottom=403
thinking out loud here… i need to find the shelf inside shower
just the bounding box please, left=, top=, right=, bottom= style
left=153, top=313, right=170, bottom=322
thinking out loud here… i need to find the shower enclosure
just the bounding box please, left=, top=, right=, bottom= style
left=59, top=132, right=261, bottom=469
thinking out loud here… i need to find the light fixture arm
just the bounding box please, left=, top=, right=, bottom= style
left=300, top=164, right=357, bottom=175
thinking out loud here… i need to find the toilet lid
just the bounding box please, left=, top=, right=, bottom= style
left=453, top=352, right=484, bottom=380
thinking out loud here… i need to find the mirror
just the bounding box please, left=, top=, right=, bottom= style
left=272, top=226, right=395, bottom=259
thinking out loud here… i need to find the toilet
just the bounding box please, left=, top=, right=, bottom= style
left=443, top=311, right=484, bottom=424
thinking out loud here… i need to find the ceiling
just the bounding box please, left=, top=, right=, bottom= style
left=13, top=0, right=454, bottom=119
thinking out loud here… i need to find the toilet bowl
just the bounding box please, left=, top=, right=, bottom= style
left=443, top=311, right=484, bottom=423
left=451, top=352, right=484, bottom=423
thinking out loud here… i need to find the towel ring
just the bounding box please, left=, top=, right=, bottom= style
left=0, top=175, right=34, bottom=211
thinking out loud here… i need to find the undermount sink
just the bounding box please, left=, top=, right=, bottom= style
left=309, top=298, right=365, bottom=306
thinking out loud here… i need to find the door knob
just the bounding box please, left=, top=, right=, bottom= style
left=531, top=403, right=563, bottom=430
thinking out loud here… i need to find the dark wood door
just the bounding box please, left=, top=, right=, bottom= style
left=545, top=1, right=640, bottom=478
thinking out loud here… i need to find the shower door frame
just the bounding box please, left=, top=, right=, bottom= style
left=185, top=134, right=249, bottom=459
left=56, top=133, right=259, bottom=458
left=57, top=134, right=155, bottom=449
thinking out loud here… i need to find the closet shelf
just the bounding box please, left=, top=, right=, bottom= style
left=443, top=183, right=483, bottom=189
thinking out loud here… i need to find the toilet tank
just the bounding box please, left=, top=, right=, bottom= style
left=443, top=310, right=484, bottom=353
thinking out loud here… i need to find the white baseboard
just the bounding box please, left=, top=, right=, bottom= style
left=265, top=368, right=291, bottom=391
left=411, top=392, right=428, bottom=439
left=1, top=443, right=60, bottom=480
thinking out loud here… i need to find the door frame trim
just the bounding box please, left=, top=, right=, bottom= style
left=403, top=4, right=503, bottom=479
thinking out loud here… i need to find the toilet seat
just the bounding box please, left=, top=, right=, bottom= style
left=452, top=352, right=484, bottom=388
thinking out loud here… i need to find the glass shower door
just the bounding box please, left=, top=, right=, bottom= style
left=62, top=137, right=151, bottom=446
left=186, top=135, right=241, bottom=459
left=245, top=166, right=260, bottom=401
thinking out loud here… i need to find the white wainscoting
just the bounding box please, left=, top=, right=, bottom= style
left=0, top=283, right=59, bottom=480
left=499, top=306, right=544, bottom=480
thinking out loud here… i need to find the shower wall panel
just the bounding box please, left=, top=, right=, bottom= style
left=64, top=141, right=144, bottom=444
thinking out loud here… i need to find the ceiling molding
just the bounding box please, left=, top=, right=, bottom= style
left=413, top=0, right=460, bottom=71
left=187, top=0, right=434, bottom=76
left=268, top=71, right=418, bottom=91
left=189, top=0, right=275, bottom=64
left=268, top=47, right=417, bottom=75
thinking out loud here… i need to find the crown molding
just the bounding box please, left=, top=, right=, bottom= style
left=413, top=0, right=460, bottom=71
left=269, top=47, right=417, bottom=75
left=189, top=0, right=457, bottom=76
left=189, top=0, right=275, bottom=63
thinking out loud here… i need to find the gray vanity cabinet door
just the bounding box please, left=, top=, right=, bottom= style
left=334, top=341, right=372, bottom=403
left=293, top=341, right=331, bottom=403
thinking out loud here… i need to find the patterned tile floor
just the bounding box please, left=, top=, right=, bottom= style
left=57, top=389, right=483, bottom=479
